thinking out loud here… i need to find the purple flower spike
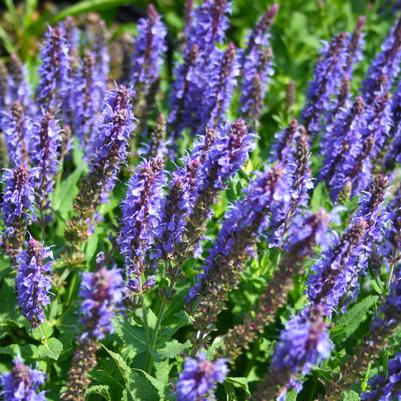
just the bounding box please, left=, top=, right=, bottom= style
left=362, top=352, right=401, bottom=401
left=203, top=42, right=239, bottom=130
left=176, top=353, right=228, bottom=401
left=272, top=306, right=332, bottom=375
left=1, top=356, right=46, bottom=401
left=362, top=15, right=401, bottom=103
left=88, top=85, right=135, bottom=205
left=2, top=101, right=30, bottom=166
left=346, top=16, right=366, bottom=76
left=29, top=111, right=61, bottom=214
left=253, top=305, right=331, bottom=400
left=7, top=54, right=34, bottom=114
left=72, top=50, right=101, bottom=156
left=118, top=158, right=166, bottom=295
left=79, top=267, right=123, bottom=340
left=130, top=4, right=167, bottom=94
left=37, top=25, right=71, bottom=114
left=16, top=239, right=53, bottom=327
left=301, top=33, right=349, bottom=137
left=385, top=80, right=401, bottom=169
left=1, top=164, right=37, bottom=258
left=240, top=4, right=278, bottom=125
left=188, top=165, right=289, bottom=332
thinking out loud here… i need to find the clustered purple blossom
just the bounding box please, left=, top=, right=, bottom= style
left=362, top=15, right=401, bottom=102
left=301, top=32, right=349, bottom=137
left=168, top=0, right=232, bottom=140
left=0, top=357, right=46, bottom=401
left=36, top=25, right=70, bottom=114
left=271, top=305, right=332, bottom=376
left=16, top=239, right=52, bottom=327
left=79, top=267, right=123, bottom=340
left=176, top=353, right=228, bottom=401
left=187, top=164, right=288, bottom=302
left=308, top=175, right=387, bottom=315
left=240, top=4, right=278, bottom=125
left=1, top=164, right=37, bottom=256
left=130, top=5, right=167, bottom=94
left=88, top=85, right=135, bottom=204
left=118, top=158, right=165, bottom=293
left=29, top=111, right=61, bottom=214
left=71, top=50, right=100, bottom=156
left=2, top=101, right=30, bottom=167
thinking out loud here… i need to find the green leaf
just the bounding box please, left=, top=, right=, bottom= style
left=342, top=390, right=360, bottom=401
left=102, top=345, right=131, bottom=382
left=23, top=0, right=38, bottom=28
left=127, top=371, right=158, bottom=401
left=132, top=369, right=167, bottom=401
left=85, top=385, right=112, bottom=401
left=38, top=337, right=63, bottom=360
left=0, top=25, right=15, bottom=55
left=285, top=389, right=298, bottom=401
left=115, top=321, right=148, bottom=355
left=32, top=321, right=54, bottom=340
left=154, top=339, right=191, bottom=361
left=225, top=377, right=250, bottom=395
left=206, top=336, right=225, bottom=359
left=331, top=295, right=378, bottom=342
left=154, top=360, right=172, bottom=386
left=53, top=165, right=85, bottom=217
left=310, top=182, right=332, bottom=212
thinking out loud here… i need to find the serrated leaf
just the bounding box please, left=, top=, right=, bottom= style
left=342, top=390, right=360, bottom=401
left=331, top=296, right=378, bottom=342
left=225, top=377, right=250, bottom=395
left=102, top=345, right=131, bottom=382
left=127, top=371, right=158, bottom=401
left=206, top=336, right=225, bottom=359
left=115, top=321, right=148, bottom=354
left=154, top=339, right=191, bottom=361
left=38, top=337, right=63, bottom=360
left=32, top=321, right=54, bottom=340
left=85, top=385, right=111, bottom=400
left=132, top=369, right=167, bottom=400
left=154, top=360, right=172, bottom=385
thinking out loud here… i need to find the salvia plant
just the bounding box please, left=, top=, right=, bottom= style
left=4, top=1, right=401, bottom=401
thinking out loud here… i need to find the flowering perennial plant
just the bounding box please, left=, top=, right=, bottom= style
left=3, top=3, right=401, bottom=401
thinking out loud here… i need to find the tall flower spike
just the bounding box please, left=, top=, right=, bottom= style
left=252, top=305, right=332, bottom=401
left=345, top=16, right=366, bottom=76
left=269, top=126, right=313, bottom=247
left=325, top=267, right=401, bottom=400
left=361, top=352, right=401, bottom=401
left=240, top=4, right=278, bottom=126
left=1, top=164, right=36, bottom=260
left=168, top=0, right=232, bottom=143
left=187, top=166, right=289, bottom=337
left=142, top=113, right=167, bottom=160
left=384, top=80, right=401, bottom=170
left=65, top=86, right=134, bottom=253
left=36, top=24, right=70, bottom=115
left=29, top=111, right=61, bottom=216
left=79, top=267, right=123, bottom=340
left=16, top=239, right=52, bottom=327
left=183, top=120, right=255, bottom=258
left=307, top=218, right=368, bottom=316
left=1, top=357, right=46, bottom=401
left=362, top=15, right=401, bottom=103
left=62, top=267, right=123, bottom=401
left=0, top=60, right=8, bottom=111
left=270, top=119, right=300, bottom=163
left=7, top=53, right=33, bottom=114
left=202, top=42, right=239, bottom=130
left=130, top=5, right=166, bottom=113
left=319, top=96, right=365, bottom=185
left=309, top=174, right=387, bottom=315
left=118, top=158, right=165, bottom=295
left=2, top=101, right=30, bottom=166
left=223, top=211, right=329, bottom=360
left=301, top=33, right=348, bottom=138
left=72, top=50, right=100, bottom=156
left=176, top=352, right=228, bottom=401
